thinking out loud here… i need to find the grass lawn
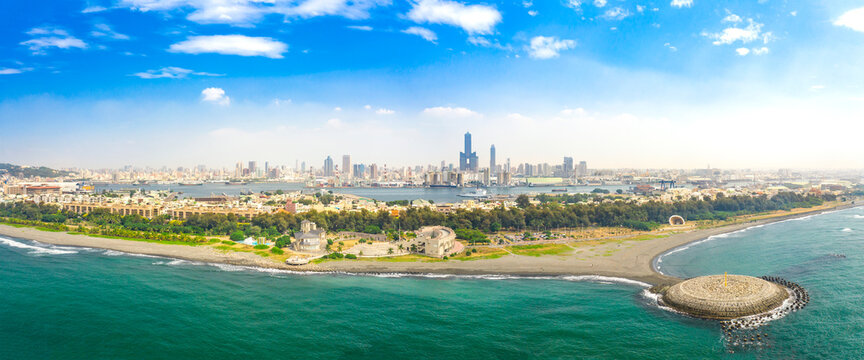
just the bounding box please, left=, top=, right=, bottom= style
left=506, top=244, right=572, bottom=257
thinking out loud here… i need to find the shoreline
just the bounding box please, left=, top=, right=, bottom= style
left=0, top=202, right=858, bottom=286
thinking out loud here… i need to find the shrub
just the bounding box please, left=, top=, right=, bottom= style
left=345, top=254, right=357, bottom=259
left=253, top=244, right=268, bottom=249
left=275, top=235, right=291, bottom=248
left=270, top=247, right=284, bottom=255
left=328, top=252, right=344, bottom=259
left=465, top=251, right=472, bottom=256
left=229, top=230, right=245, bottom=241
left=471, top=248, right=478, bottom=253
left=442, top=256, right=448, bottom=260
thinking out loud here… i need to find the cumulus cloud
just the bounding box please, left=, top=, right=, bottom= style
left=407, top=0, right=501, bottom=35
left=602, top=7, right=630, bottom=20
left=201, top=87, right=230, bottom=105
left=565, top=0, right=582, bottom=11
left=834, top=7, right=864, bottom=32
left=593, top=0, right=606, bottom=7
left=82, top=5, right=108, bottom=13
left=702, top=19, right=772, bottom=46
left=723, top=12, right=742, bottom=23
left=20, top=27, right=87, bottom=55
left=751, top=47, right=769, bottom=55
left=375, top=108, right=395, bottom=115
left=402, top=26, right=438, bottom=43
left=735, top=47, right=750, bottom=56
left=132, top=67, right=223, bottom=79
left=422, top=106, right=481, bottom=118
left=169, top=35, right=287, bottom=58
left=90, top=23, right=130, bottom=40
left=120, top=0, right=389, bottom=25
left=527, top=36, right=576, bottom=59
left=671, top=0, right=692, bottom=8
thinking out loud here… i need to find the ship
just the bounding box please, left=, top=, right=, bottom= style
left=177, top=181, right=203, bottom=186
left=225, top=181, right=248, bottom=185
left=429, top=184, right=458, bottom=188
left=551, top=188, right=568, bottom=192
left=458, top=188, right=489, bottom=198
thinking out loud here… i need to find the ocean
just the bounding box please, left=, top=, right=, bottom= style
left=1, top=207, right=862, bottom=359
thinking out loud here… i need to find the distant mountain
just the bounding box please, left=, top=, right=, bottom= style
left=0, top=163, right=72, bottom=178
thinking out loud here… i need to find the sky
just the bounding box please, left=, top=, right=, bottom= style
left=1, top=0, right=863, bottom=170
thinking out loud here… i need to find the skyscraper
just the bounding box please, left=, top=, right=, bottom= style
left=369, top=163, right=379, bottom=180
left=342, top=155, right=351, bottom=178
left=490, top=144, right=496, bottom=172
left=324, top=156, right=334, bottom=177
left=563, top=157, right=574, bottom=177
left=578, top=161, right=588, bottom=177
left=248, top=161, right=256, bottom=174
left=459, top=132, right=478, bottom=172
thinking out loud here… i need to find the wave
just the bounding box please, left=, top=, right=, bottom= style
left=852, top=215, right=864, bottom=219
left=0, top=236, right=78, bottom=255
left=842, top=228, right=853, bottom=232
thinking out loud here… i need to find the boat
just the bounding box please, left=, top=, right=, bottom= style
left=225, top=181, right=248, bottom=185
left=285, top=257, right=310, bottom=266
left=178, top=181, right=203, bottom=186
left=551, top=188, right=568, bottom=192
left=458, top=189, right=489, bottom=198
left=429, top=184, right=458, bottom=188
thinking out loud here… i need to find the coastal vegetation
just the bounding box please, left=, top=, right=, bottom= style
left=0, top=192, right=837, bottom=247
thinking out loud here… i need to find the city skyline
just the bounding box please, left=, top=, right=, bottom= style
left=2, top=1, right=864, bottom=169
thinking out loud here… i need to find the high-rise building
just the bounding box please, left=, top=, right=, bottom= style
left=578, top=161, right=588, bottom=177
left=489, top=144, right=496, bottom=172
left=563, top=157, right=574, bottom=177
left=369, top=164, right=379, bottom=180
left=235, top=161, right=244, bottom=178
left=301, top=161, right=306, bottom=173
left=353, top=164, right=366, bottom=179
left=342, top=155, right=351, bottom=178
left=248, top=161, right=257, bottom=175
left=323, top=156, right=334, bottom=177
left=459, top=132, right=479, bottom=171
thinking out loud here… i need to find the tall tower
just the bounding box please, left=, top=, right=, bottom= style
left=459, top=132, right=478, bottom=172
left=342, top=155, right=351, bottom=179
left=490, top=144, right=496, bottom=173
left=324, top=156, right=334, bottom=177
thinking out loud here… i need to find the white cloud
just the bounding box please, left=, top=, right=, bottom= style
left=333, top=106, right=342, bottom=111
left=0, top=68, right=32, bottom=75
left=735, top=47, right=750, bottom=56
left=407, top=0, right=502, bottom=35
left=82, top=5, right=108, bottom=13
left=670, top=0, right=692, bottom=8
left=169, top=35, right=287, bottom=58
left=602, top=7, right=630, bottom=20
left=347, top=25, right=373, bottom=31
left=664, top=42, right=677, bottom=51
left=636, top=5, right=645, bottom=12
left=201, top=87, right=230, bottom=105
left=834, top=7, right=864, bottom=32
left=422, top=106, right=481, bottom=118
left=790, top=11, right=797, bottom=17
left=364, top=104, right=372, bottom=109
left=565, top=0, right=582, bottom=11
left=593, top=0, right=606, bottom=7
left=723, top=13, right=742, bottom=23
left=402, top=26, right=438, bottom=43
left=91, top=23, right=130, bottom=40
left=132, top=67, right=223, bottom=79
left=528, top=10, right=537, bottom=16
left=810, top=85, right=825, bottom=91
left=375, top=108, right=395, bottom=115
left=560, top=108, right=587, bottom=117
left=703, top=19, right=772, bottom=46
left=752, top=47, right=769, bottom=55
left=326, top=118, right=343, bottom=129
left=120, top=0, right=389, bottom=25
left=20, top=27, right=87, bottom=55
left=527, top=36, right=576, bottom=59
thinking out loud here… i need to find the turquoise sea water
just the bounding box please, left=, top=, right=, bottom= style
left=1, top=207, right=863, bottom=359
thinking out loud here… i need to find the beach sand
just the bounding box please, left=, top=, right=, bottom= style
left=0, top=203, right=857, bottom=285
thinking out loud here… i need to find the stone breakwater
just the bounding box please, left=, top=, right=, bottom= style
left=661, top=275, right=789, bottom=320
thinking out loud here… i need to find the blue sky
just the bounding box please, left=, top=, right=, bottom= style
left=1, top=0, right=863, bottom=169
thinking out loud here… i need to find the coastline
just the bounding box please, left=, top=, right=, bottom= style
left=0, top=202, right=858, bottom=286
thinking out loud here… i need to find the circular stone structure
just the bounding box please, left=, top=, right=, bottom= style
left=662, top=275, right=788, bottom=319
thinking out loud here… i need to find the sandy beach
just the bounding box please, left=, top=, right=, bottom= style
left=0, top=203, right=857, bottom=286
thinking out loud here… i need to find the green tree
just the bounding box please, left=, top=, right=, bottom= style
left=516, top=194, right=531, bottom=208
left=229, top=230, right=245, bottom=241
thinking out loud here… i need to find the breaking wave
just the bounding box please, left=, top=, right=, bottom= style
left=0, top=236, right=78, bottom=255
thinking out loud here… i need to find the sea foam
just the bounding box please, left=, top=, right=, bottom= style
left=0, top=236, right=77, bottom=255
